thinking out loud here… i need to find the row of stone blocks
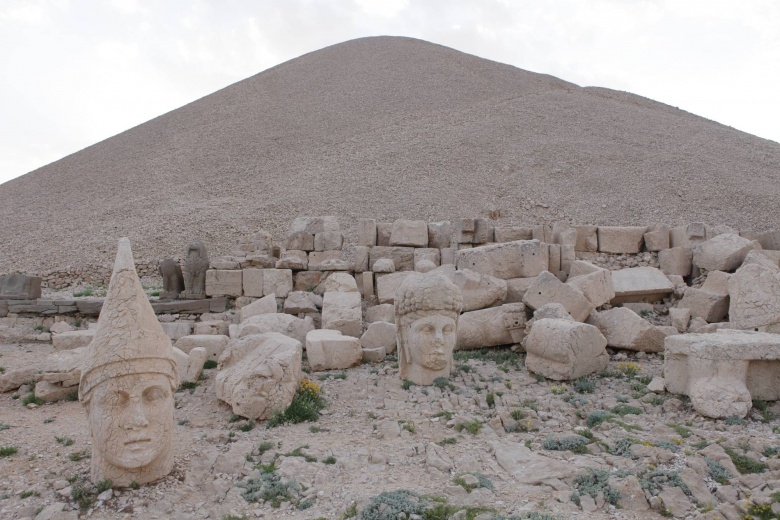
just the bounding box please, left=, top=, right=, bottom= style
left=0, top=297, right=227, bottom=318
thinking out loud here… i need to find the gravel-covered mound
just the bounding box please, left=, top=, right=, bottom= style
left=1, top=36, right=779, bottom=273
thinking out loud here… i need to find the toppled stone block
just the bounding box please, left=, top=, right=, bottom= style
left=523, top=271, right=593, bottom=322
left=240, top=294, right=277, bottom=321
left=314, top=231, right=343, bottom=251
left=566, top=268, right=615, bottom=308
left=414, top=248, right=440, bottom=272
left=456, top=218, right=475, bottom=244
left=376, top=272, right=415, bottom=304
left=669, top=308, right=691, bottom=333
left=290, top=216, right=339, bottom=235
left=283, top=291, right=319, bottom=314
left=362, top=346, right=386, bottom=363
left=597, top=226, right=647, bottom=254
left=751, top=229, right=780, bottom=251
left=504, top=277, right=536, bottom=304
left=276, top=250, right=308, bottom=270
left=173, top=346, right=207, bottom=383
left=52, top=329, right=95, bottom=351
left=575, top=225, right=599, bottom=252
left=175, top=334, right=230, bottom=362
left=193, top=320, right=229, bottom=336
left=242, top=269, right=264, bottom=297
left=433, top=265, right=507, bottom=312
left=0, top=274, right=42, bottom=299
left=365, top=303, right=394, bottom=324
left=670, top=222, right=708, bottom=248
left=525, top=319, right=608, bottom=380
left=428, top=221, right=451, bottom=249
left=547, top=244, right=561, bottom=273
left=588, top=307, right=665, bottom=352
left=373, top=258, right=395, bottom=273
left=664, top=330, right=780, bottom=417
left=741, top=249, right=780, bottom=269
left=390, top=219, right=428, bottom=247
left=294, top=271, right=324, bottom=292
left=728, top=262, right=780, bottom=330
left=307, top=251, right=343, bottom=270
left=643, top=225, right=670, bottom=251
left=457, top=303, right=526, bottom=350
left=321, top=291, right=362, bottom=337
left=216, top=332, right=302, bottom=420
left=456, top=240, right=548, bottom=280
left=369, top=246, right=414, bottom=272
left=315, top=272, right=358, bottom=294
left=693, top=233, right=759, bottom=272
left=658, top=247, right=693, bottom=277
left=678, top=285, right=729, bottom=323
left=357, top=218, right=377, bottom=246
left=353, top=246, right=370, bottom=273
left=360, top=321, right=397, bottom=354
left=611, top=267, right=674, bottom=304
left=494, top=227, right=533, bottom=243
left=473, top=218, right=494, bottom=244
left=206, top=270, right=243, bottom=297
left=285, top=231, right=314, bottom=252
left=34, top=380, right=78, bottom=402
left=238, top=313, right=314, bottom=344
left=376, top=222, right=392, bottom=246
left=160, top=321, right=192, bottom=341
left=262, top=269, right=292, bottom=298
left=306, top=329, right=362, bottom=371
left=532, top=224, right=553, bottom=243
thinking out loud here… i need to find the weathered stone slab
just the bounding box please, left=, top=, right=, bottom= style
left=752, top=229, right=780, bottom=251
left=360, top=321, right=397, bottom=354
left=240, top=294, right=277, bottom=322
left=275, top=250, right=308, bottom=270
left=314, top=231, right=343, bottom=251
left=305, top=329, right=362, bottom=371
left=215, top=332, right=302, bottom=420
left=365, top=303, right=394, bottom=324
left=574, top=226, right=599, bottom=252
left=432, top=265, right=507, bottom=312
left=523, top=271, right=593, bottom=322
left=321, top=291, right=362, bottom=337
left=205, top=270, right=243, bottom=297
left=473, top=218, right=494, bottom=244
left=413, top=248, right=440, bottom=272
left=376, top=222, right=392, bottom=246
left=643, top=225, right=670, bottom=251
left=455, top=240, right=548, bottom=280
left=427, top=221, right=451, bottom=249
left=175, top=334, right=230, bottom=362
left=369, top=246, right=414, bottom=272
left=353, top=246, right=369, bottom=273
left=262, top=269, right=293, bottom=298
left=390, top=219, right=428, bottom=247
left=504, top=277, right=536, bottom=304
left=658, top=247, right=693, bottom=277
left=152, top=299, right=211, bottom=314
left=52, top=329, right=95, bottom=351
left=357, top=218, right=377, bottom=246
left=567, top=268, right=615, bottom=308
left=588, top=307, right=665, bottom=352
left=160, top=321, right=192, bottom=341
left=494, top=227, right=533, bottom=243
left=315, top=272, right=358, bottom=294
left=290, top=216, right=339, bottom=235
left=728, top=262, right=780, bottom=330
left=525, top=318, right=608, bottom=380
left=611, top=267, right=674, bottom=304
left=76, top=299, right=104, bottom=315
left=597, top=226, right=647, bottom=254
left=457, top=303, right=526, bottom=349
left=693, top=233, right=759, bottom=272
left=238, top=313, right=314, bottom=344
left=283, top=291, right=318, bottom=315
left=376, top=272, right=415, bottom=304
left=456, top=218, right=475, bottom=244
left=285, top=230, right=314, bottom=252
left=0, top=274, right=42, bottom=299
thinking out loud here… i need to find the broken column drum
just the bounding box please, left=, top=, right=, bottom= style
left=181, top=240, right=209, bottom=299
left=394, top=273, right=463, bottom=385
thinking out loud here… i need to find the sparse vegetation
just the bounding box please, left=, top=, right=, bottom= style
left=454, top=419, right=482, bottom=435
left=267, top=379, right=325, bottom=427
left=705, top=457, right=732, bottom=484
left=203, top=359, right=218, bottom=369
left=453, top=346, right=523, bottom=371
left=570, top=468, right=620, bottom=506
left=724, top=447, right=766, bottom=474
left=21, top=393, right=44, bottom=406
left=55, top=436, right=75, bottom=446
left=542, top=435, right=589, bottom=454
left=574, top=377, right=595, bottom=394
left=0, top=446, right=18, bottom=457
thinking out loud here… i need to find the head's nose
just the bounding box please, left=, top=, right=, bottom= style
left=122, top=398, right=149, bottom=430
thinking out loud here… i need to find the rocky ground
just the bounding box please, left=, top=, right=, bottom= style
left=2, top=339, right=780, bottom=520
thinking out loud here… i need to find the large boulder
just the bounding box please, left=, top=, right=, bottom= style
left=455, top=240, right=548, bottom=280
left=587, top=307, right=665, bottom=352
left=677, top=271, right=730, bottom=323
left=523, top=271, right=593, bottom=322
left=728, top=262, right=780, bottom=330
left=305, top=329, right=362, bottom=371
left=566, top=268, right=615, bottom=308
left=321, top=291, right=362, bottom=337
left=215, top=332, right=303, bottom=420
left=238, top=313, right=314, bottom=344
left=457, top=303, right=526, bottom=349
left=525, top=319, right=608, bottom=380
left=658, top=247, right=693, bottom=277
left=693, top=233, right=760, bottom=272
left=360, top=321, right=397, bottom=354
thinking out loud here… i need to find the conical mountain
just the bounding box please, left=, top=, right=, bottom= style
left=2, top=36, right=779, bottom=274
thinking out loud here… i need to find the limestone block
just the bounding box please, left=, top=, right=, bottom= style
left=390, top=219, right=428, bottom=247
left=357, top=218, right=377, bottom=246
left=574, top=225, right=599, bottom=252
left=307, top=251, right=343, bottom=270
left=452, top=268, right=507, bottom=311
left=366, top=304, right=394, bottom=324
left=504, top=277, right=536, bottom=304
left=693, top=233, right=759, bottom=272
left=362, top=347, right=386, bottom=363
left=369, top=246, right=414, bottom=272
left=275, top=250, right=307, bottom=270
left=353, top=246, right=370, bottom=273
left=294, top=271, right=324, bottom=292
left=414, top=248, right=440, bottom=272
left=525, top=319, right=608, bottom=380
left=532, top=224, right=553, bottom=243
left=523, top=271, right=593, bottom=322
left=428, top=221, right=451, bottom=249
left=206, top=270, right=243, bottom=297
left=283, top=291, right=318, bottom=314
left=670, top=223, right=708, bottom=248
left=216, top=332, right=302, bottom=420
left=373, top=258, right=395, bottom=273
left=262, top=269, right=292, bottom=298
left=677, top=289, right=729, bottom=323
left=568, top=261, right=601, bottom=278
left=34, top=380, right=78, bottom=403
left=457, top=303, right=526, bottom=349
left=0, top=274, right=42, bottom=299
left=321, top=291, right=362, bottom=337
left=728, top=262, right=780, bottom=330
left=290, top=216, right=339, bottom=235
left=664, top=330, right=780, bottom=416
left=752, top=229, right=780, bottom=251
left=360, top=321, right=397, bottom=354
left=644, top=225, right=670, bottom=252
left=376, top=272, right=415, bottom=304
left=314, top=231, right=343, bottom=251
left=315, top=272, right=358, bottom=294
left=456, top=218, right=475, bottom=244
left=494, top=227, right=533, bottom=243
left=160, top=322, right=192, bottom=341
left=440, top=247, right=455, bottom=265
left=50, top=321, right=75, bottom=334
left=238, top=313, right=314, bottom=344
left=52, top=329, right=95, bottom=351
left=360, top=272, right=374, bottom=298
left=548, top=243, right=562, bottom=273
left=0, top=367, right=39, bottom=393
left=455, top=240, right=548, bottom=280
left=285, top=231, right=314, bottom=252
left=669, top=308, right=691, bottom=333
left=560, top=245, right=575, bottom=274
left=376, top=222, right=392, bottom=246
left=240, top=294, right=277, bottom=322
left=173, top=346, right=207, bottom=383
left=611, top=267, right=674, bottom=304
left=241, top=269, right=264, bottom=297
left=473, top=218, right=494, bottom=244
left=742, top=249, right=780, bottom=269
left=305, top=329, right=362, bottom=371
left=193, top=320, right=229, bottom=336
left=567, top=268, right=615, bottom=308
left=597, top=226, right=647, bottom=254
left=175, top=334, right=230, bottom=361
left=246, top=253, right=274, bottom=268
left=587, top=307, right=665, bottom=352
left=658, top=247, right=693, bottom=277
left=210, top=257, right=240, bottom=270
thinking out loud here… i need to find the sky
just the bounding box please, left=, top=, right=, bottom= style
left=1, top=0, right=779, bottom=185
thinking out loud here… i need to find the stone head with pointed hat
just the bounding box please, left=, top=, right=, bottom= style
left=79, top=238, right=179, bottom=487
left=395, top=272, right=463, bottom=385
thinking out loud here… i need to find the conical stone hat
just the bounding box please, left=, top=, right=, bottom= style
left=79, top=238, right=178, bottom=401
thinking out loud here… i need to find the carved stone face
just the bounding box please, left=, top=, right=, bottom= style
left=406, top=315, right=457, bottom=371
left=87, top=373, right=173, bottom=470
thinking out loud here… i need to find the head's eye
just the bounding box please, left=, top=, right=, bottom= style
left=417, top=324, right=434, bottom=334
left=442, top=325, right=454, bottom=334
left=143, top=386, right=168, bottom=402
left=102, top=390, right=128, bottom=407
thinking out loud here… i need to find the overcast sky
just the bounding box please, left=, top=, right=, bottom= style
left=1, top=0, right=778, bottom=185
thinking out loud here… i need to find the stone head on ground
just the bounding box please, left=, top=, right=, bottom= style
left=79, top=238, right=179, bottom=487
left=395, top=272, right=463, bottom=385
